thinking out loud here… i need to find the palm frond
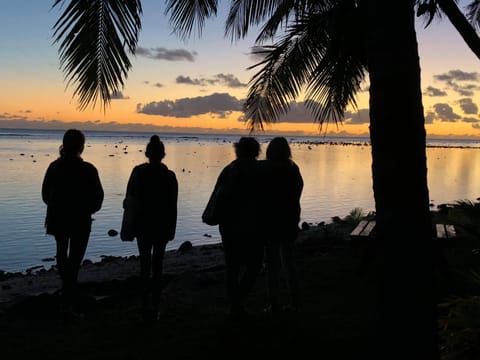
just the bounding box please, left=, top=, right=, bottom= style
left=244, top=5, right=366, bottom=130
left=225, top=0, right=286, bottom=41
left=52, top=0, right=142, bottom=110
left=466, top=0, right=480, bottom=29
left=244, top=19, right=326, bottom=130
left=254, top=0, right=333, bottom=43
left=165, top=0, right=218, bottom=39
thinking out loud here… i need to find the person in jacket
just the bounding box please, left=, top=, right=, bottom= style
left=42, top=129, right=104, bottom=308
left=262, top=137, right=303, bottom=313
left=125, top=135, right=178, bottom=321
left=211, top=136, right=264, bottom=319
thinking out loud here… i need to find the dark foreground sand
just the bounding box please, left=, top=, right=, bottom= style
left=0, top=222, right=478, bottom=360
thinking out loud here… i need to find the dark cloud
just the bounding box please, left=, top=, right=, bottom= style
left=111, top=90, right=129, bottom=100
left=136, top=47, right=197, bottom=62
left=154, top=83, right=163, bottom=88
left=215, top=74, right=247, bottom=88
left=462, top=116, right=480, bottom=123
left=433, top=70, right=480, bottom=96
left=344, top=109, right=370, bottom=124
left=176, top=73, right=247, bottom=88
left=425, top=111, right=435, bottom=124
left=176, top=75, right=208, bottom=86
left=137, top=93, right=243, bottom=118
left=424, top=86, right=447, bottom=97
left=275, top=102, right=314, bottom=123
left=433, top=103, right=461, bottom=122
left=434, top=70, right=479, bottom=82
left=458, top=98, right=478, bottom=115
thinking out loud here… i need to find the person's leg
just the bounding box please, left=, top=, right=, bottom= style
left=54, top=234, right=69, bottom=296
left=137, top=237, right=153, bottom=318
left=151, top=239, right=168, bottom=316
left=67, top=232, right=89, bottom=303
left=280, top=240, right=300, bottom=310
left=238, top=239, right=264, bottom=306
left=264, top=240, right=281, bottom=312
left=220, top=226, right=243, bottom=315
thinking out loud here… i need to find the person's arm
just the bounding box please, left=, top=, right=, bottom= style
left=165, top=171, right=178, bottom=240
left=41, top=163, right=54, bottom=205
left=90, top=166, right=104, bottom=214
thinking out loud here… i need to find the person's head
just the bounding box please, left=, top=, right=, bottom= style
left=266, top=137, right=292, bottom=161
left=234, top=137, right=260, bottom=159
left=60, top=129, right=85, bottom=157
left=145, top=135, right=165, bottom=162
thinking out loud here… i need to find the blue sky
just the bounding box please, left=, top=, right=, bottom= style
left=2, top=1, right=480, bottom=137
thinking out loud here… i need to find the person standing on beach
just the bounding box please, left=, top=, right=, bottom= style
left=42, top=129, right=104, bottom=309
left=124, top=135, right=178, bottom=321
left=262, top=137, right=303, bottom=313
left=210, top=137, right=264, bottom=319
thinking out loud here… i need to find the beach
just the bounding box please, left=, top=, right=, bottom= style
left=0, top=222, right=382, bottom=360
left=1, top=219, right=479, bottom=360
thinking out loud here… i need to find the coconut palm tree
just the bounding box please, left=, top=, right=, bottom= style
left=51, top=0, right=480, bottom=358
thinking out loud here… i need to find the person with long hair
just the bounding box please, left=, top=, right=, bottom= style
left=125, top=135, right=178, bottom=321
left=262, top=137, right=303, bottom=313
left=210, top=137, right=264, bottom=319
left=42, top=129, right=104, bottom=309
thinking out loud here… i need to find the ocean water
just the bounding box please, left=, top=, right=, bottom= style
left=1, top=128, right=480, bottom=273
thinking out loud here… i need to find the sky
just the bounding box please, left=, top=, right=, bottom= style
left=2, top=1, right=480, bottom=137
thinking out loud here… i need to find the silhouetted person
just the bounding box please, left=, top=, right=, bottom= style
left=262, top=137, right=303, bottom=313
left=42, top=129, right=104, bottom=309
left=212, top=137, right=264, bottom=319
left=125, top=135, right=178, bottom=321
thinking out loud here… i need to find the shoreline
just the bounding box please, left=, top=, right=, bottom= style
left=0, top=242, right=226, bottom=307
left=0, top=223, right=327, bottom=308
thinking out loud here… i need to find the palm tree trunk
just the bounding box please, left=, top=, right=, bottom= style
left=365, top=1, right=439, bottom=358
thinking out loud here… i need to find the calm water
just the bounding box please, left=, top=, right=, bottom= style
left=1, top=129, right=480, bottom=273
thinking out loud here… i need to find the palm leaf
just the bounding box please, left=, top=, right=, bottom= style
left=52, top=0, right=142, bottom=110
left=244, top=5, right=366, bottom=130
left=165, top=0, right=218, bottom=39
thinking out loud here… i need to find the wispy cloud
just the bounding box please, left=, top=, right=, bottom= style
left=424, top=86, right=447, bottom=97
left=136, top=47, right=197, bottom=62
left=433, top=69, right=480, bottom=97
left=176, top=73, right=247, bottom=88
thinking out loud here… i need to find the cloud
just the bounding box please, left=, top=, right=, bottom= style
left=136, top=47, right=197, bottom=62
left=432, top=103, right=461, bottom=122
left=434, top=70, right=479, bottom=82
left=458, top=98, right=478, bottom=115
left=137, top=93, right=243, bottom=118
left=274, top=102, right=314, bottom=123
left=154, top=83, right=163, bottom=88
left=462, top=116, right=480, bottom=123
left=111, top=90, right=129, bottom=100
left=424, top=86, right=447, bottom=97
left=176, top=73, right=247, bottom=88
left=425, top=111, right=435, bottom=124
left=433, top=69, right=480, bottom=96
left=344, top=109, right=370, bottom=124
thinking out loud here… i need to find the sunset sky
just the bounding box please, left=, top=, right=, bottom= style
left=2, top=1, right=480, bottom=137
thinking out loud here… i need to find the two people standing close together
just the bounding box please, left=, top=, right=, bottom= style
left=210, top=136, right=303, bottom=318
left=42, top=129, right=302, bottom=320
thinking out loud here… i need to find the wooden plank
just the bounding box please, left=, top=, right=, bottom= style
left=350, top=220, right=369, bottom=237
left=436, top=224, right=447, bottom=239
left=445, top=224, right=456, bottom=239
left=360, top=220, right=376, bottom=237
